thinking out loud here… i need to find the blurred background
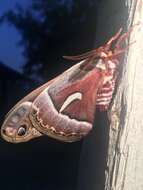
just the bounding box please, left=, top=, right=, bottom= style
left=0, top=1, right=99, bottom=190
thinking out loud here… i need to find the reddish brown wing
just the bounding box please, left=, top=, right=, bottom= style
left=29, top=60, right=104, bottom=142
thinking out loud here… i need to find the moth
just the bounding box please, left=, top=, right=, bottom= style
left=1, top=27, right=133, bottom=143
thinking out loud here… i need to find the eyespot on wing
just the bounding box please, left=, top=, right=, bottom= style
left=1, top=102, right=42, bottom=143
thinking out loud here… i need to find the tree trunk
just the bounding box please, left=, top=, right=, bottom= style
left=77, top=0, right=143, bottom=190
left=105, top=1, right=143, bottom=189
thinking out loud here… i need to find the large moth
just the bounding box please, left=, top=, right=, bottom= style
left=1, top=27, right=133, bottom=143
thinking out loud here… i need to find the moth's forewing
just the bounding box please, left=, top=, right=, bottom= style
left=30, top=60, right=104, bottom=142
left=1, top=79, right=54, bottom=143
left=1, top=102, right=42, bottom=143
left=1, top=59, right=104, bottom=143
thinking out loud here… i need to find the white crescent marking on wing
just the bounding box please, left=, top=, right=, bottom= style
left=59, top=92, right=82, bottom=113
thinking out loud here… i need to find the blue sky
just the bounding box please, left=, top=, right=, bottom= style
left=0, top=0, right=30, bottom=72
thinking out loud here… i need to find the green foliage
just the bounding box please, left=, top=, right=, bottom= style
left=1, top=0, right=97, bottom=80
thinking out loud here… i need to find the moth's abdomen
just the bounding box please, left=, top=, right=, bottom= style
left=96, top=74, right=116, bottom=110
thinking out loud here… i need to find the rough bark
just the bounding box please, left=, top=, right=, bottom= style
left=105, top=0, right=143, bottom=190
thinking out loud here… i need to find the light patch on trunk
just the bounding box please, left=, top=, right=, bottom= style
left=59, top=92, right=82, bottom=113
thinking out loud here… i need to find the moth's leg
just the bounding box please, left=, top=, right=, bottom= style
left=63, top=29, right=123, bottom=61
left=105, top=28, right=122, bottom=51
left=115, top=30, right=131, bottom=51
left=114, top=23, right=139, bottom=51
